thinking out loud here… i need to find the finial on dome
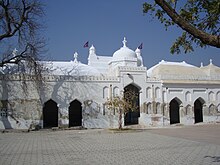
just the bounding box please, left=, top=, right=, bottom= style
left=89, top=45, right=96, bottom=55
left=159, top=60, right=165, bottom=64
left=90, top=45, right=95, bottom=50
left=73, top=52, right=78, bottom=63
left=200, top=62, right=203, bottom=67
left=122, top=37, right=127, bottom=47
left=210, top=59, right=213, bottom=65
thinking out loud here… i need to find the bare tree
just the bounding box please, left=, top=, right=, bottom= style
left=0, top=0, right=46, bottom=129
left=0, top=0, right=45, bottom=68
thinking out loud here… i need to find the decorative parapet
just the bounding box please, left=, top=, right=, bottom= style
left=146, top=77, right=161, bottom=82
left=117, top=66, right=147, bottom=72
left=0, top=74, right=120, bottom=82
left=158, top=75, right=220, bottom=81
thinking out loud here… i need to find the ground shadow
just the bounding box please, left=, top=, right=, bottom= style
left=204, top=156, right=220, bottom=162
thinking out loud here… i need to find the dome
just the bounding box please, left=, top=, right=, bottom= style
left=112, top=37, right=137, bottom=60
left=200, top=59, right=220, bottom=76
left=147, top=60, right=205, bottom=78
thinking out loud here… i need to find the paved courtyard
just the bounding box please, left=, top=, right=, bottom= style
left=0, top=124, right=220, bottom=165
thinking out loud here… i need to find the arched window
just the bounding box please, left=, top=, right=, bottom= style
left=208, top=91, right=215, bottom=102
left=147, top=103, right=152, bottom=114
left=209, top=104, right=215, bottom=115
left=146, top=87, right=151, bottom=98
left=156, top=103, right=161, bottom=114
left=113, top=86, right=119, bottom=97
left=163, top=91, right=167, bottom=102
left=155, top=87, right=160, bottom=98
left=103, top=86, right=108, bottom=99
left=185, top=91, right=191, bottom=102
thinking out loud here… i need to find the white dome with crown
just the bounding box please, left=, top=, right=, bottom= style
left=112, top=37, right=137, bottom=60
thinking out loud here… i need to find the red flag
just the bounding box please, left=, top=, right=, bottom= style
left=138, top=43, right=143, bottom=49
left=83, top=41, right=89, bottom=48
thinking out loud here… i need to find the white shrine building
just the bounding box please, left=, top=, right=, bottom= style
left=0, top=38, right=220, bottom=129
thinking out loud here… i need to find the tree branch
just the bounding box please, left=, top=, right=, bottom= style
left=155, top=0, right=220, bottom=48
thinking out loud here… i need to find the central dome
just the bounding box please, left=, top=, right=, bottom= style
left=112, top=37, right=137, bottom=60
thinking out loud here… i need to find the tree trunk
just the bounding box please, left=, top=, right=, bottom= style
left=118, top=109, right=122, bottom=130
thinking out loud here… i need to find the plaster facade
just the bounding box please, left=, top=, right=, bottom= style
left=0, top=38, right=220, bottom=129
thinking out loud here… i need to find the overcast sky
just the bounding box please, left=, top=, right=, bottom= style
left=43, top=0, right=220, bottom=68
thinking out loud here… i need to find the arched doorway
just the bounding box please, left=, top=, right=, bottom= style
left=194, top=99, right=204, bottom=123
left=169, top=98, right=181, bottom=124
left=124, top=84, right=140, bottom=125
left=69, top=100, right=82, bottom=127
left=43, top=99, right=58, bottom=128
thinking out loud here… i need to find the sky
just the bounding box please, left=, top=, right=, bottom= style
left=43, top=0, right=219, bottom=68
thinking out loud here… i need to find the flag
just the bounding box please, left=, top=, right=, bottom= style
left=83, top=41, right=89, bottom=48
left=138, top=43, right=143, bottom=49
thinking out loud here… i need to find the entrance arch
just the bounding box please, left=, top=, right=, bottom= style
left=194, top=98, right=204, bottom=123
left=43, top=99, right=58, bottom=128
left=169, top=98, right=181, bottom=124
left=69, top=100, right=82, bottom=127
left=124, top=84, right=140, bottom=125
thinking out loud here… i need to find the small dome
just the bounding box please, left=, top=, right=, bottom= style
left=147, top=61, right=204, bottom=78
left=112, top=37, right=137, bottom=60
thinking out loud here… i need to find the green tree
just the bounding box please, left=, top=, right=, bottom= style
left=143, top=0, right=220, bottom=54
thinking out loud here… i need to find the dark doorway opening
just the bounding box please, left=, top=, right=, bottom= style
left=194, top=99, right=203, bottom=123
left=43, top=99, right=58, bottom=128
left=69, top=100, right=82, bottom=127
left=169, top=98, right=180, bottom=124
left=124, top=84, right=140, bottom=126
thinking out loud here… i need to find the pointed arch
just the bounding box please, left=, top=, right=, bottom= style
left=185, top=91, right=191, bottom=102
left=103, top=86, right=109, bottom=99
left=43, top=99, right=58, bottom=128
left=193, top=97, right=205, bottom=104
left=156, top=102, right=161, bottom=114
left=113, top=86, right=119, bottom=97
left=146, top=102, right=152, bottom=114
left=169, top=97, right=182, bottom=105
left=208, top=91, right=215, bottom=101
left=194, top=98, right=204, bottom=123
left=127, top=83, right=142, bottom=91
left=155, top=87, right=160, bottom=98
left=209, top=104, right=215, bottom=115
left=169, top=98, right=182, bottom=124
left=69, top=99, right=82, bottom=127
left=124, top=84, right=140, bottom=125
left=146, top=87, right=151, bottom=98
